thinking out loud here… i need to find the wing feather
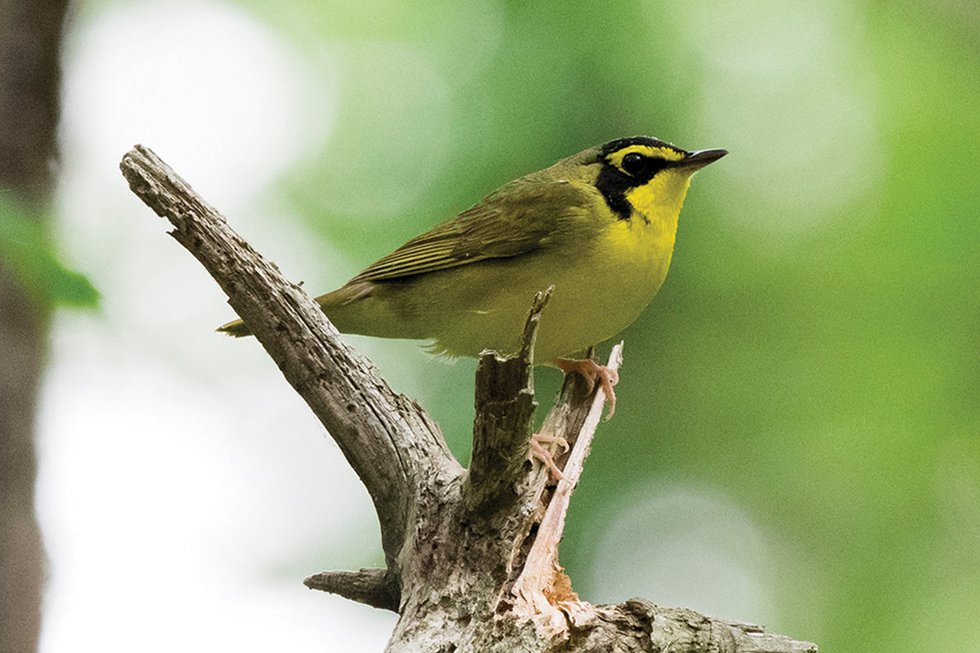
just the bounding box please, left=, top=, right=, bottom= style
left=349, top=179, right=590, bottom=283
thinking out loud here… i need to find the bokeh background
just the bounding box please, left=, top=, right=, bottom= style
left=8, top=0, right=980, bottom=651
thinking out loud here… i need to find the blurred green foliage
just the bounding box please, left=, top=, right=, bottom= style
left=0, top=197, right=99, bottom=309
left=242, top=0, right=980, bottom=649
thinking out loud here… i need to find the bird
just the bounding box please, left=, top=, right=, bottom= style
left=219, top=136, right=726, bottom=474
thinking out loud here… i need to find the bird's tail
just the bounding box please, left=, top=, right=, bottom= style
left=216, top=318, right=251, bottom=337
left=216, top=286, right=360, bottom=338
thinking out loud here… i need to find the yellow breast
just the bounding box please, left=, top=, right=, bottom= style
left=596, top=171, right=693, bottom=299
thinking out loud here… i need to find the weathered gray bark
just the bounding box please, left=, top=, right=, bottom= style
left=0, top=2, right=69, bottom=652
left=120, top=145, right=817, bottom=653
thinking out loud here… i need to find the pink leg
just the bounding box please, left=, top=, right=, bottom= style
left=554, top=357, right=620, bottom=419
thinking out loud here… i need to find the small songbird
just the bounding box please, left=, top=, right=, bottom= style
left=219, top=136, right=725, bottom=463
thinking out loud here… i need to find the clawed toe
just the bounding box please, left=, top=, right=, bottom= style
left=554, top=357, right=619, bottom=419
left=529, top=433, right=567, bottom=480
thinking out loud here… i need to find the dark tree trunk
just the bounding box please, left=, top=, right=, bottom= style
left=0, top=2, right=69, bottom=651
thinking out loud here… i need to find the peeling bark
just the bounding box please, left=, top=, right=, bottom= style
left=119, top=145, right=817, bottom=653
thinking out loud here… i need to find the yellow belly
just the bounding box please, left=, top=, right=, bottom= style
left=322, top=215, right=679, bottom=363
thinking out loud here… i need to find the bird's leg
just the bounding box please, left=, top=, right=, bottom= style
left=554, top=357, right=620, bottom=419
left=529, top=433, right=569, bottom=480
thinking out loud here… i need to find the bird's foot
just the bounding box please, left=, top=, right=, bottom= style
left=529, top=432, right=570, bottom=480
left=554, top=357, right=619, bottom=419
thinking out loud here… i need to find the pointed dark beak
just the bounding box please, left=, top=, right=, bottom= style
left=678, top=148, right=728, bottom=170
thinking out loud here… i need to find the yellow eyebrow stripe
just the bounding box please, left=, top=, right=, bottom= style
left=607, top=144, right=686, bottom=169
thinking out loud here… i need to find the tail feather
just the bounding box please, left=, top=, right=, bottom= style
left=216, top=318, right=252, bottom=337
left=216, top=284, right=366, bottom=338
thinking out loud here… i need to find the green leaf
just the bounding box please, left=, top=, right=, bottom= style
left=0, top=196, right=100, bottom=309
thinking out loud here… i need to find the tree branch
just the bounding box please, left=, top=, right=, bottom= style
left=580, top=601, right=818, bottom=653
left=511, top=343, right=623, bottom=634
left=463, top=287, right=550, bottom=515
left=119, top=145, right=459, bottom=571
left=304, top=568, right=398, bottom=612
left=120, top=145, right=817, bottom=653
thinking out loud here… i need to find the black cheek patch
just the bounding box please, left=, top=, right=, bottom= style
left=595, top=164, right=635, bottom=221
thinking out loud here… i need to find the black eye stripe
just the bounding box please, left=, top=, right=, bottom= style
left=617, top=152, right=669, bottom=181
left=596, top=150, right=672, bottom=221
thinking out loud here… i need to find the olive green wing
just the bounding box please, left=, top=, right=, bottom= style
left=349, top=179, right=590, bottom=284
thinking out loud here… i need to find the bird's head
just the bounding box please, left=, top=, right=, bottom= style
left=591, top=136, right=727, bottom=222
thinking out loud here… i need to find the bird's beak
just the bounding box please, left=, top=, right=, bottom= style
left=678, top=148, right=728, bottom=170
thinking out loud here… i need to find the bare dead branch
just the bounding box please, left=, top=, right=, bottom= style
left=511, top=343, right=623, bottom=633
left=463, top=287, right=551, bottom=515
left=119, top=145, right=459, bottom=570
left=304, top=568, right=399, bottom=612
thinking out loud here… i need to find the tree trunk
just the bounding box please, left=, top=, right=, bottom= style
left=120, top=146, right=817, bottom=653
left=0, top=2, right=68, bottom=652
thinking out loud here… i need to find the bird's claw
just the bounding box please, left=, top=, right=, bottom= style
left=529, top=432, right=569, bottom=480
left=554, top=357, right=619, bottom=419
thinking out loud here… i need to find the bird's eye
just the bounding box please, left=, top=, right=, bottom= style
left=621, top=152, right=647, bottom=176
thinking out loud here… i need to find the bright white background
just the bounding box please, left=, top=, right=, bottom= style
left=40, top=2, right=396, bottom=650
